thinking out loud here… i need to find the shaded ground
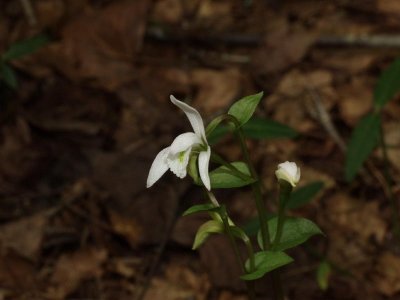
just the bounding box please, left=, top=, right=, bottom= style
left=0, top=0, right=400, bottom=299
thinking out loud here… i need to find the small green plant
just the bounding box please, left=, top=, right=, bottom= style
left=146, top=93, right=323, bottom=299
left=345, top=58, right=400, bottom=239
left=0, top=34, right=49, bottom=89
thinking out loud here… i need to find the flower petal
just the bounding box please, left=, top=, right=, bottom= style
left=169, top=132, right=201, bottom=155
left=147, top=147, right=170, bottom=188
left=198, top=146, right=211, bottom=190
left=167, top=147, right=191, bottom=178
left=275, top=161, right=300, bottom=187
left=170, top=95, right=206, bottom=140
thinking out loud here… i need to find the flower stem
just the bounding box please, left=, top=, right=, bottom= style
left=272, top=181, right=292, bottom=248
left=206, top=191, right=245, bottom=269
left=234, top=124, right=270, bottom=250
left=206, top=191, right=255, bottom=300
left=210, top=152, right=251, bottom=181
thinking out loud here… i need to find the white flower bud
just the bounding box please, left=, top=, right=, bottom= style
left=275, top=161, right=300, bottom=187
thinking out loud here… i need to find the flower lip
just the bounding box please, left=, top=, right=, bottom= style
left=275, top=161, right=300, bottom=187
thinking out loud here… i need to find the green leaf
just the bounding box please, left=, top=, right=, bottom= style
left=258, top=217, right=323, bottom=251
left=345, top=112, right=381, bottom=182
left=207, top=117, right=297, bottom=145
left=206, top=115, right=225, bottom=137
left=192, top=220, right=224, bottom=249
left=242, top=117, right=298, bottom=139
left=241, top=251, right=293, bottom=280
left=374, top=58, right=400, bottom=110
left=242, top=213, right=276, bottom=237
left=228, top=92, right=263, bottom=126
left=286, top=181, right=324, bottom=210
left=182, top=203, right=218, bottom=216
left=0, top=63, right=18, bottom=89
left=209, top=161, right=255, bottom=189
left=229, top=225, right=250, bottom=243
left=2, top=34, right=50, bottom=62
left=316, top=260, right=331, bottom=290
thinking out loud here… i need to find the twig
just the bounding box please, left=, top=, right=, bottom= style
left=146, top=26, right=400, bottom=49
left=316, top=35, right=400, bottom=48
left=19, top=0, right=37, bottom=26
left=306, top=87, right=347, bottom=152
left=306, top=87, right=375, bottom=184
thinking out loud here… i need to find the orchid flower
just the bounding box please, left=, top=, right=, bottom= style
left=275, top=161, right=300, bottom=187
left=146, top=95, right=211, bottom=190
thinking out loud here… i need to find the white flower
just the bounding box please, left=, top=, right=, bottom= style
left=146, top=95, right=211, bottom=190
left=275, top=161, right=300, bottom=187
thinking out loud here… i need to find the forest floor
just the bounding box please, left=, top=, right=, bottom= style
left=0, top=0, right=400, bottom=299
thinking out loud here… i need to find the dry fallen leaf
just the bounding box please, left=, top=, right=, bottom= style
left=377, top=0, right=400, bottom=15
left=0, top=212, right=48, bottom=260
left=383, top=121, right=400, bottom=172
left=40, top=0, right=149, bottom=91
left=151, top=0, right=184, bottom=24
left=191, top=68, right=241, bottom=115
left=326, top=193, right=386, bottom=244
left=253, top=28, right=316, bottom=75
left=337, top=78, right=373, bottom=126
left=373, top=252, right=400, bottom=296
left=108, top=209, right=142, bottom=248
left=277, top=69, right=333, bottom=98
left=47, top=247, right=107, bottom=299
left=144, top=260, right=210, bottom=300
left=0, top=252, right=40, bottom=295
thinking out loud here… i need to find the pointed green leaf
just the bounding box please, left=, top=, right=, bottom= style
left=2, top=34, right=49, bottom=61
left=192, top=220, right=224, bottom=249
left=286, top=181, right=324, bottom=210
left=242, top=117, right=298, bottom=139
left=258, top=217, right=323, bottom=251
left=345, top=112, right=380, bottom=182
left=316, top=260, right=331, bottom=291
left=241, top=251, right=293, bottom=280
left=207, top=117, right=296, bottom=145
left=182, top=203, right=218, bottom=216
left=374, top=58, right=400, bottom=110
left=206, top=115, right=225, bottom=137
left=228, top=92, right=263, bottom=126
left=209, top=161, right=255, bottom=189
left=229, top=225, right=250, bottom=243
left=0, top=63, right=18, bottom=89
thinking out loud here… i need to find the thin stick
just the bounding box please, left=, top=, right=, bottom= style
left=20, top=0, right=37, bottom=26
left=307, top=87, right=347, bottom=152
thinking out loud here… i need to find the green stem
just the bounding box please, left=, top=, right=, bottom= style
left=210, top=152, right=251, bottom=181
left=234, top=123, right=270, bottom=250
left=379, top=122, right=400, bottom=241
left=206, top=192, right=245, bottom=272
left=272, top=181, right=292, bottom=248
left=206, top=191, right=255, bottom=300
